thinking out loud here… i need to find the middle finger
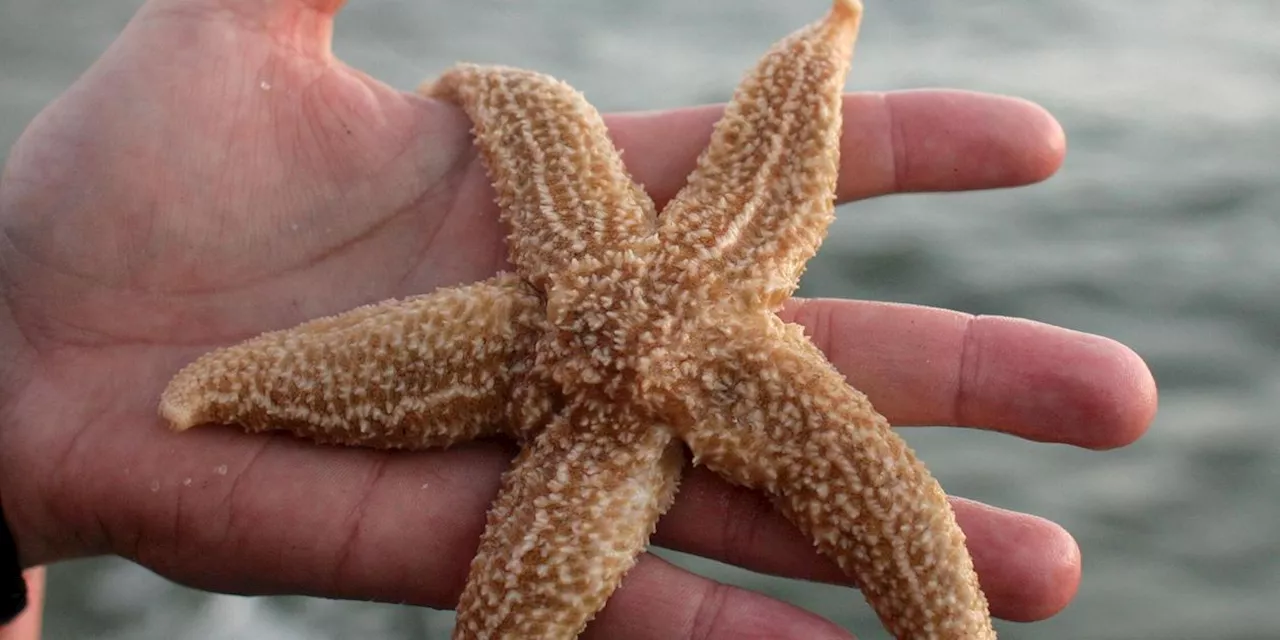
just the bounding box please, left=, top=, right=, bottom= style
left=779, top=298, right=1156, bottom=449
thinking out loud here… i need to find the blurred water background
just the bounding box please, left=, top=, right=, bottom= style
left=2, top=0, right=1278, bottom=638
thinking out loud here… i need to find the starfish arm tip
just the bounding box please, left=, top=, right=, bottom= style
left=158, top=393, right=201, bottom=431
left=829, top=0, right=864, bottom=46
left=835, top=0, right=863, bottom=17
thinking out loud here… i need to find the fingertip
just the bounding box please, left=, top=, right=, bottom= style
left=1000, top=518, right=1081, bottom=623
left=962, top=316, right=1157, bottom=450
left=1090, top=338, right=1159, bottom=450
left=971, top=92, right=1067, bottom=188
left=243, top=0, right=349, bottom=15
left=876, top=90, right=1067, bottom=196
left=157, top=0, right=346, bottom=57
left=954, top=499, right=1081, bottom=623
left=1043, top=330, right=1158, bottom=451
left=1008, top=95, right=1068, bottom=186
left=586, top=556, right=856, bottom=640
left=304, top=0, right=347, bottom=14
left=1037, top=525, right=1083, bottom=620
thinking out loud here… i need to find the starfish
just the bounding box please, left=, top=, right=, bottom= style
left=159, top=1, right=996, bottom=638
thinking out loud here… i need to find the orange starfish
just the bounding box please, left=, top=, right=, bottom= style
left=160, top=1, right=995, bottom=637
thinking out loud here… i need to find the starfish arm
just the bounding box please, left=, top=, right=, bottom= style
left=672, top=314, right=995, bottom=640
left=652, top=0, right=861, bottom=311
left=424, top=65, right=659, bottom=294
left=454, top=401, right=684, bottom=639
left=159, top=274, right=548, bottom=449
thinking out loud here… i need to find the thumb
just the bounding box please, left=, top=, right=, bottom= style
left=152, top=0, right=349, bottom=16
left=141, top=0, right=349, bottom=59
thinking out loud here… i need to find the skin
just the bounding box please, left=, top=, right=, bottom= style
left=0, top=0, right=1157, bottom=638
left=0, top=570, right=42, bottom=640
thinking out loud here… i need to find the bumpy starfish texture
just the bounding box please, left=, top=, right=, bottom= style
left=159, top=1, right=996, bottom=638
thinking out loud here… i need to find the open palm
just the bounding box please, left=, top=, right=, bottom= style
left=0, top=1, right=1155, bottom=638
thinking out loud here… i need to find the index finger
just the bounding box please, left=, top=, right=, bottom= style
left=607, top=89, right=1066, bottom=207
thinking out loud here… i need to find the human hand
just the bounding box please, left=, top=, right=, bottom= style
left=0, top=570, right=41, bottom=640
left=0, top=0, right=1156, bottom=638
